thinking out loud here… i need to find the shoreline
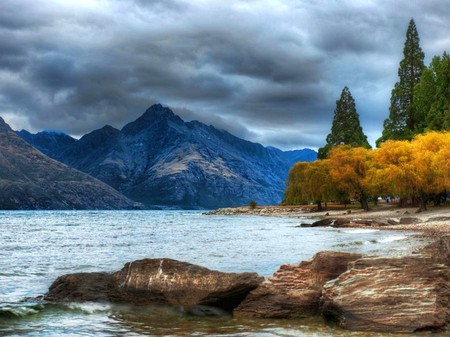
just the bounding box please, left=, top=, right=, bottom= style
left=205, top=204, right=450, bottom=236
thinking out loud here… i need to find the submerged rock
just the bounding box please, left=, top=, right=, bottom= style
left=321, top=255, right=450, bottom=332
left=234, top=251, right=362, bottom=318
left=45, top=258, right=263, bottom=312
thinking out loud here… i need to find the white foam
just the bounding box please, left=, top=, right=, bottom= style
left=343, top=229, right=380, bottom=234
left=65, top=302, right=111, bottom=314
left=377, top=235, right=407, bottom=243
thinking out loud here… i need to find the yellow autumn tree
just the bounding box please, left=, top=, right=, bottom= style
left=284, top=162, right=309, bottom=205
left=373, top=131, right=450, bottom=209
left=301, top=159, right=338, bottom=210
left=284, top=160, right=338, bottom=210
left=328, top=145, right=373, bottom=211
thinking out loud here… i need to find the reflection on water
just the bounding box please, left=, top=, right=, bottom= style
left=0, top=210, right=435, bottom=336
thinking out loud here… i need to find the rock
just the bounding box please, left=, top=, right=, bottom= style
left=110, top=259, right=263, bottom=310
left=321, top=255, right=450, bottom=332
left=371, top=220, right=390, bottom=226
left=46, top=258, right=263, bottom=312
left=45, top=273, right=112, bottom=302
left=234, top=251, right=362, bottom=318
left=387, top=219, right=399, bottom=225
left=399, top=217, right=420, bottom=224
left=309, top=219, right=333, bottom=227
left=332, top=219, right=351, bottom=227
left=420, top=235, right=450, bottom=266
left=427, top=216, right=450, bottom=223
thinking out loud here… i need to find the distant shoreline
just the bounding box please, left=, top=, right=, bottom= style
left=205, top=205, right=450, bottom=236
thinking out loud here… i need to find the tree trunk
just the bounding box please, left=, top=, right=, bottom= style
left=359, top=192, right=369, bottom=211
left=316, top=201, right=323, bottom=211
left=359, top=198, right=369, bottom=211
left=418, top=193, right=427, bottom=211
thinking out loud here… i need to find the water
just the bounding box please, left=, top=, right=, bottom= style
left=0, top=210, right=438, bottom=336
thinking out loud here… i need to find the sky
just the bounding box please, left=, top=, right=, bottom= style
left=0, top=0, right=449, bottom=150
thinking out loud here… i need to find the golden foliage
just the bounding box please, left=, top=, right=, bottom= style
left=284, top=132, right=450, bottom=209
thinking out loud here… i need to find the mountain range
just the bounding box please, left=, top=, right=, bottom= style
left=0, top=117, right=138, bottom=210
left=15, top=104, right=317, bottom=209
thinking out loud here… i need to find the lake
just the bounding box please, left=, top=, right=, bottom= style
left=0, top=210, right=437, bottom=336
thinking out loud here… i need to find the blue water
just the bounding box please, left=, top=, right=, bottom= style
left=0, top=211, right=436, bottom=336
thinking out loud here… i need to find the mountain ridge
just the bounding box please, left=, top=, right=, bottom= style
left=18, top=104, right=317, bottom=208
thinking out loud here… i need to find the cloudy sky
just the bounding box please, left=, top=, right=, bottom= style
left=0, top=0, right=449, bottom=149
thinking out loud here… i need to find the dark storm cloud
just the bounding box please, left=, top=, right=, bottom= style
left=0, top=0, right=448, bottom=149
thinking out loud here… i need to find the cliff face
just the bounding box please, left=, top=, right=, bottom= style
left=19, top=104, right=317, bottom=208
left=0, top=117, right=138, bottom=210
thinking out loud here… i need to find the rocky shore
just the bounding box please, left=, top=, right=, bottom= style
left=43, top=235, right=450, bottom=333
left=205, top=205, right=450, bottom=235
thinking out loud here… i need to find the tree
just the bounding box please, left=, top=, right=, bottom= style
left=377, top=19, right=425, bottom=145
left=284, top=160, right=338, bottom=209
left=318, top=87, right=371, bottom=159
left=373, top=132, right=449, bottom=210
left=419, top=52, right=450, bottom=131
left=300, top=159, right=337, bottom=210
left=284, top=162, right=309, bottom=205
left=328, top=146, right=373, bottom=211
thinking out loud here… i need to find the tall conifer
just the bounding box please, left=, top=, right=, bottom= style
left=377, top=19, right=424, bottom=146
left=318, top=87, right=371, bottom=159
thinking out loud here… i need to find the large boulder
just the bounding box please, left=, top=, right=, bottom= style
left=234, top=251, right=362, bottom=318
left=45, top=273, right=112, bottom=302
left=321, top=255, right=450, bottom=332
left=109, top=258, right=263, bottom=310
left=45, top=258, right=263, bottom=312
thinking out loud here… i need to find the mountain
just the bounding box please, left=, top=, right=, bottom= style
left=0, top=117, right=139, bottom=210
left=18, top=104, right=317, bottom=208
left=16, top=130, right=76, bottom=158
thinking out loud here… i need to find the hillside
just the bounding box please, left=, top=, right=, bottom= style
left=0, top=117, right=139, bottom=210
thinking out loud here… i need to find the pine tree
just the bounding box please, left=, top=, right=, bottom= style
left=377, top=19, right=425, bottom=146
left=423, top=52, right=450, bottom=131
left=318, top=87, right=371, bottom=159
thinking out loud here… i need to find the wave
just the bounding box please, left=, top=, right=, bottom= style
left=0, top=303, right=45, bottom=319
left=377, top=235, right=407, bottom=243
left=342, top=229, right=380, bottom=234
left=60, top=302, right=112, bottom=314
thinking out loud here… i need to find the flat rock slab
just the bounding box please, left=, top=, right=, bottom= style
left=45, top=258, right=263, bottom=312
left=321, top=255, right=450, bottom=332
left=234, top=251, right=362, bottom=318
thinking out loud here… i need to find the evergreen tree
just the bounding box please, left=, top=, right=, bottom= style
left=422, top=52, right=450, bottom=131
left=377, top=19, right=425, bottom=146
left=318, top=87, right=371, bottom=159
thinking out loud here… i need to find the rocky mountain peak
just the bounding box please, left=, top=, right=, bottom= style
left=0, top=116, right=13, bottom=132
left=121, top=104, right=183, bottom=135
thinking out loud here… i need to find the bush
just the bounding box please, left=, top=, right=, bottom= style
left=249, top=200, right=257, bottom=209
